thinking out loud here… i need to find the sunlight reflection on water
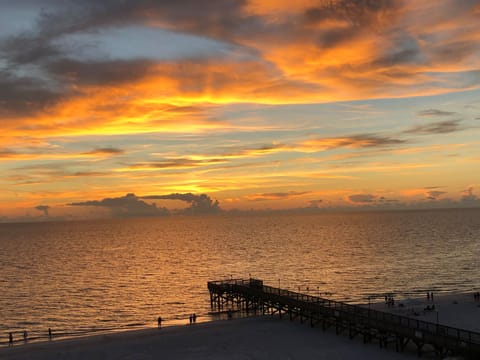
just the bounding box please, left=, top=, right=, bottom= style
left=0, top=208, right=479, bottom=345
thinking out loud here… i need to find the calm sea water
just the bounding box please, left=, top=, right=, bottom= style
left=1, top=209, right=479, bottom=345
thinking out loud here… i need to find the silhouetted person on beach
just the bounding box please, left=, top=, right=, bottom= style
left=431, top=292, right=434, bottom=301
left=8, top=332, right=13, bottom=346
left=48, top=328, right=52, bottom=340
left=157, top=316, right=162, bottom=328
left=189, top=314, right=193, bottom=325
left=23, top=331, right=28, bottom=342
left=193, top=313, right=197, bottom=323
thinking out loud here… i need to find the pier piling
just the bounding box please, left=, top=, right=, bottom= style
left=208, top=278, right=480, bottom=359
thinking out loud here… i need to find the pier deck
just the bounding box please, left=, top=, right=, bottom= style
left=208, top=278, right=480, bottom=359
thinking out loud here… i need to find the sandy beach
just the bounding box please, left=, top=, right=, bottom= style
left=2, top=292, right=479, bottom=360
left=367, top=292, right=480, bottom=332
left=1, top=316, right=420, bottom=360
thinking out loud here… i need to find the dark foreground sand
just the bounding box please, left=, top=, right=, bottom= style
left=2, top=292, right=479, bottom=360
left=2, top=316, right=420, bottom=360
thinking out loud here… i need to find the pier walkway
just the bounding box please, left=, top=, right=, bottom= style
left=208, top=278, right=480, bottom=359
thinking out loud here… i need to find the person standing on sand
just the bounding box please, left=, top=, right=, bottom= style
left=193, top=313, right=197, bottom=323
left=48, top=328, right=52, bottom=340
left=189, top=314, right=192, bottom=325
left=157, top=316, right=162, bottom=328
left=8, top=332, right=13, bottom=346
left=23, top=331, right=28, bottom=342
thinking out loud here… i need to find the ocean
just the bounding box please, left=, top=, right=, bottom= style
left=1, top=208, right=479, bottom=345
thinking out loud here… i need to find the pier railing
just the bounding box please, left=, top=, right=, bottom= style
left=208, top=278, right=480, bottom=357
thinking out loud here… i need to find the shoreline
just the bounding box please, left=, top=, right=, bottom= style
left=2, top=291, right=479, bottom=359
left=1, top=316, right=419, bottom=360
left=0, top=313, right=218, bottom=349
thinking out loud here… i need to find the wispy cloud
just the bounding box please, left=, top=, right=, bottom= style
left=123, top=158, right=225, bottom=171
left=246, top=191, right=311, bottom=201
left=297, top=134, right=405, bottom=152
left=417, top=109, right=457, bottom=117
left=0, top=149, right=18, bottom=158
left=405, top=120, right=464, bottom=135
left=82, top=147, right=125, bottom=155
left=348, top=194, right=376, bottom=203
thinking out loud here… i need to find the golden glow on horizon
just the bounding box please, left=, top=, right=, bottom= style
left=1, top=0, right=480, bottom=219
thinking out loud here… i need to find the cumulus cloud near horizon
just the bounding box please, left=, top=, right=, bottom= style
left=35, top=205, right=50, bottom=216
left=68, top=193, right=170, bottom=218
left=141, top=193, right=221, bottom=214
left=68, top=192, right=221, bottom=217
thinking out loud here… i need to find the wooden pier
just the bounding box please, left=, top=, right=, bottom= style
left=208, top=278, right=480, bottom=359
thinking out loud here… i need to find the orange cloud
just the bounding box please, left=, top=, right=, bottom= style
left=0, top=146, right=125, bottom=163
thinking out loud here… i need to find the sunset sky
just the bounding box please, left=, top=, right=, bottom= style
left=1, top=0, right=480, bottom=220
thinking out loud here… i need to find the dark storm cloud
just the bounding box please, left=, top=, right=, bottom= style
left=35, top=205, right=50, bottom=216
left=405, top=120, right=464, bottom=135
left=141, top=193, right=221, bottom=214
left=69, top=193, right=170, bottom=217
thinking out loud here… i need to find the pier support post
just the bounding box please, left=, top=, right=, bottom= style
left=416, top=342, right=424, bottom=357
